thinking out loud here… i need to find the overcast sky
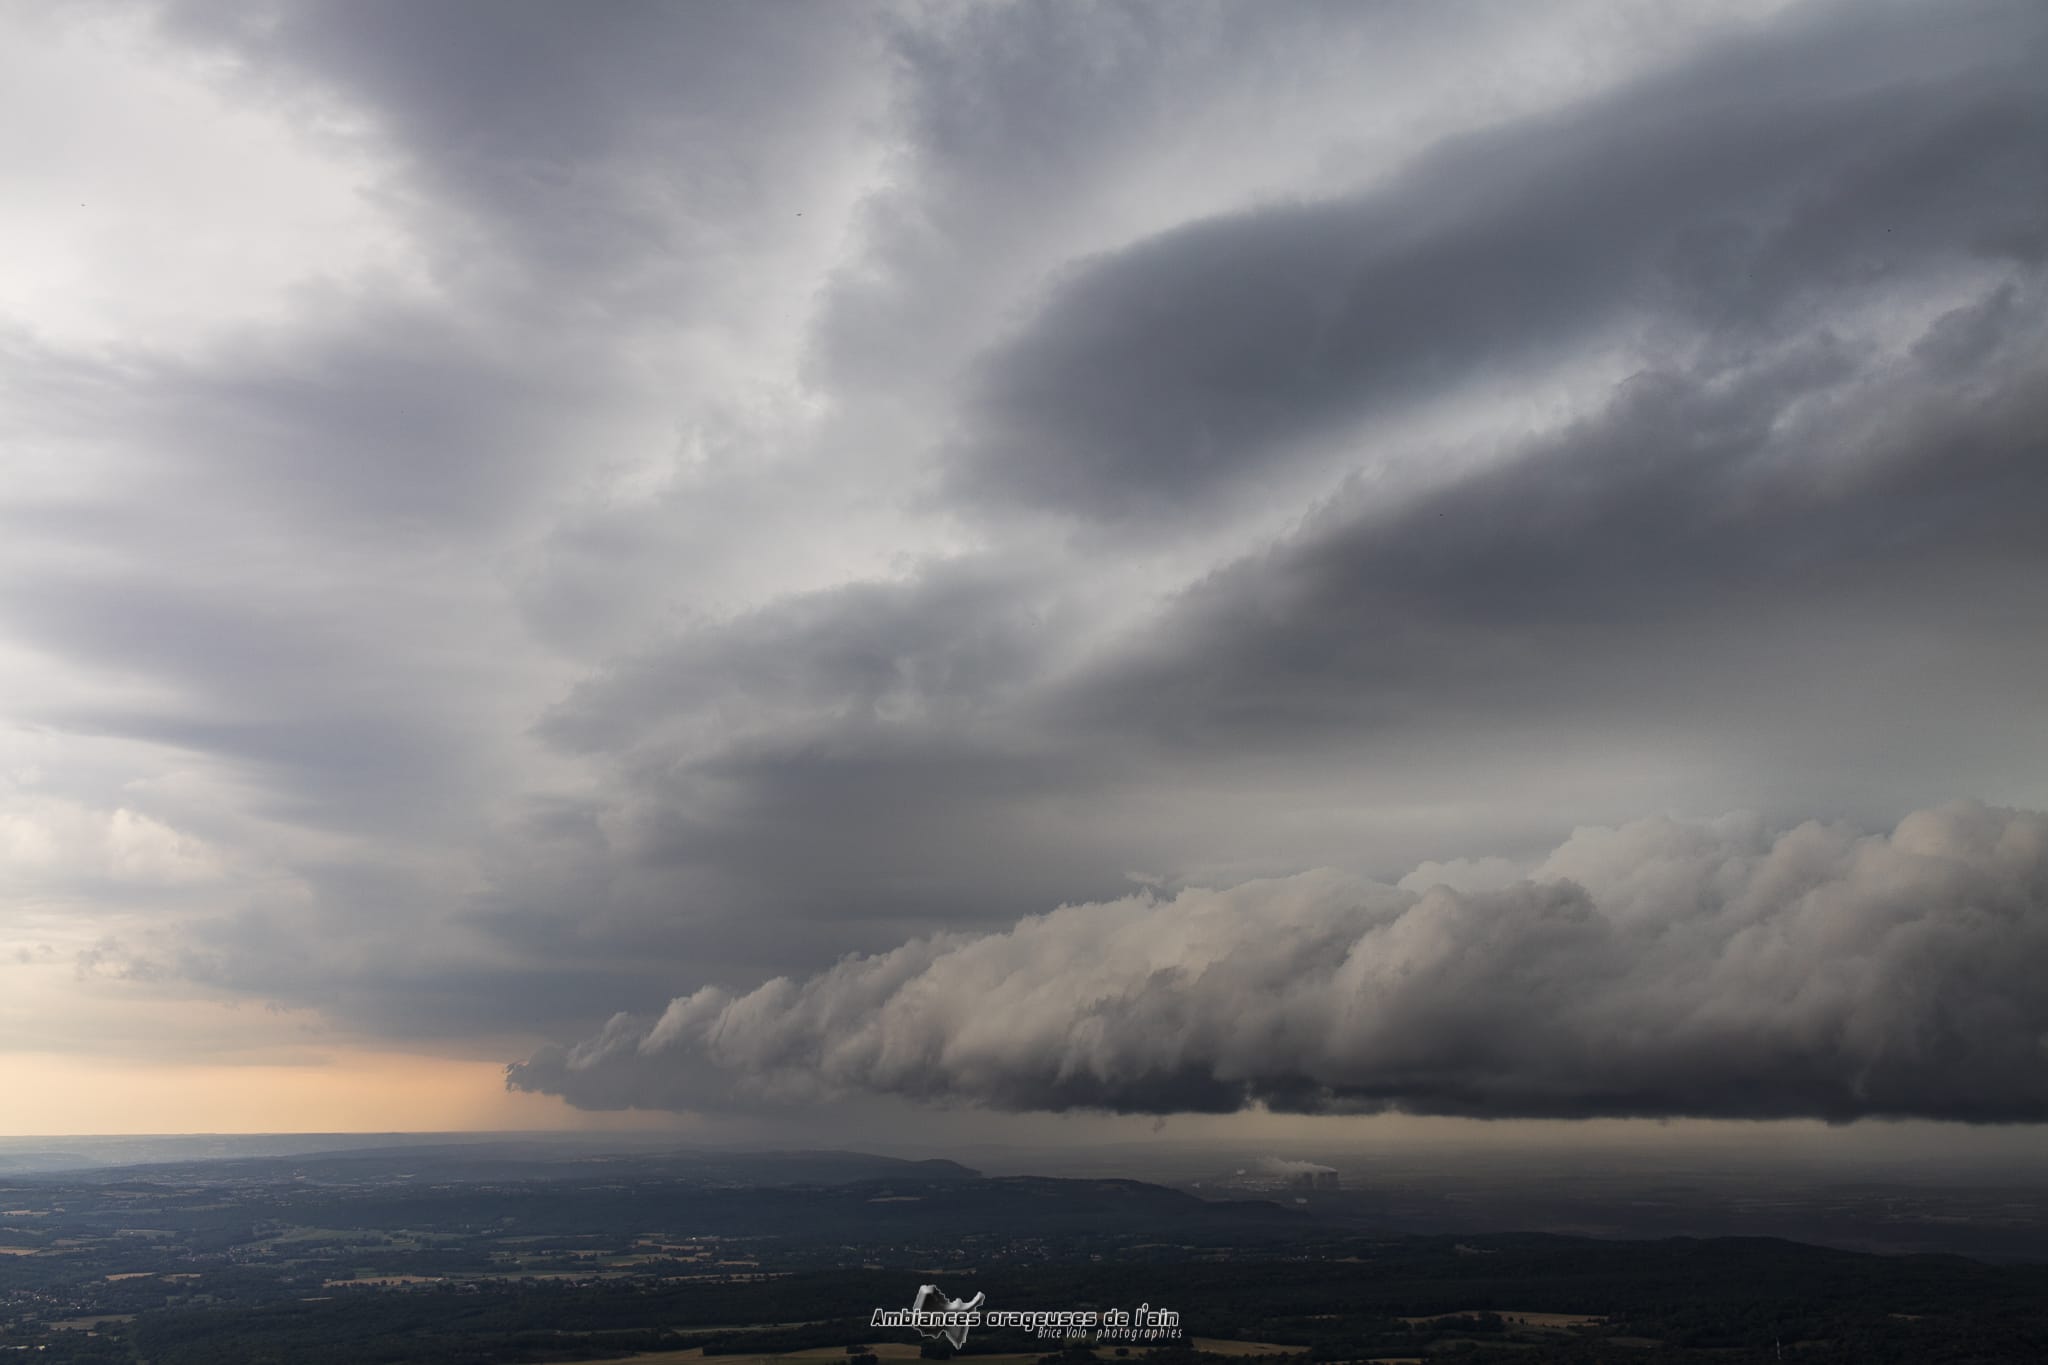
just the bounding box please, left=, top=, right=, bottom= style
left=3, top=0, right=2046, bottom=1140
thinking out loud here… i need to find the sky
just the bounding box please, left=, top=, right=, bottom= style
left=2, top=0, right=2046, bottom=1141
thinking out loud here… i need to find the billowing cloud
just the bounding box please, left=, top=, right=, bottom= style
left=0, top=788, right=222, bottom=891
left=513, top=802, right=2048, bottom=1122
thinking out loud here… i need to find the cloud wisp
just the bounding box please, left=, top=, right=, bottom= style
left=513, top=802, right=2048, bottom=1123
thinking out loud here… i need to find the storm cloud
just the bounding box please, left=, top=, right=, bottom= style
left=4, top=0, right=2046, bottom=1130
left=512, top=801, right=2048, bottom=1122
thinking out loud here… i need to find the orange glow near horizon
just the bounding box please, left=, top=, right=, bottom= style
left=0, top=1049, right=684, bottom=1137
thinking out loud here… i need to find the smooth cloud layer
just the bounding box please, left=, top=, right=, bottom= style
left=513, top=802, right=2048, bottom=1122
left=955, top=1, right=2048, bottom=523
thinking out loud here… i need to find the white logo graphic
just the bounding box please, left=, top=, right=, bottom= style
left=913, top=1284, right=986, bottom=1348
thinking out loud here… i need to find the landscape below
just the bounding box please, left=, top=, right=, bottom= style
left=2, top=1140, right=2044, bottom=1363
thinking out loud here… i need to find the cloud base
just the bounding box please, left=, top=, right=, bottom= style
left=512, top=801, right=2048, bottom=1124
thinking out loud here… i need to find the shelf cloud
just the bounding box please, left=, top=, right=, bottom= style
left=513, top=801, right=2048, bottom=1122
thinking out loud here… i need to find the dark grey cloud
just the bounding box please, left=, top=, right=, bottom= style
left=1065, top=287, right=2048, bottom=754
left=501, top=566, right=1149, bottom=978
left=153, top=0, right=878, bottom=306
left=950, top=0, right=2048, bottom=522
left=512, top=801, right=2048, bottom=1122
left=538, top=564, right=1058, bottom=757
